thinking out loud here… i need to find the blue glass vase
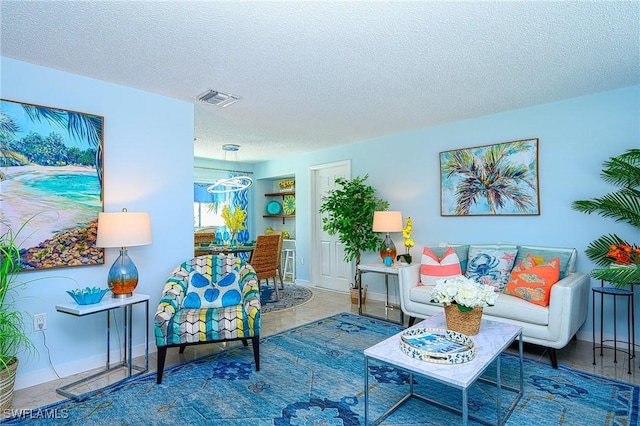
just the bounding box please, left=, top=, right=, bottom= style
left=107, top=248, right=138, bottom=298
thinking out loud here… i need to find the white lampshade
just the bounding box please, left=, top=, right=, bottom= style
left=96, top=210, right=152, bottom=248
left=372, top=211, right=403, bottom=233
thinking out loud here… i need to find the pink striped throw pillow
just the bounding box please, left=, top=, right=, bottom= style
left=420, top=246, right=462, bottom=285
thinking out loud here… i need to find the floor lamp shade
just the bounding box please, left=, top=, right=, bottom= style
left=372, top=211, right=403, bottom=264
left=96, top=211, right=152, bottom=298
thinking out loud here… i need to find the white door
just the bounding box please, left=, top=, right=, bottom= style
left=310, top=161, right=351, bottom=292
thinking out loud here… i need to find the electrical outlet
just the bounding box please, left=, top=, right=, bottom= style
left=300, top=257, right=304, bottom=265
left=34, top=313, right=46, bottom=331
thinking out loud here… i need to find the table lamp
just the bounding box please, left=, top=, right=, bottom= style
left=96, top=209, right=152, bottom=298
left=372, top=211, right=403, bottom=265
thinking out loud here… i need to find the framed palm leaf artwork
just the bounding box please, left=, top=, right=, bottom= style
left=440, top=138, right=540, bottom=216
left=0, top=99, right=104, bottom=270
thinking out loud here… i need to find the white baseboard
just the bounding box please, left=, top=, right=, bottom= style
left=297, top=280, right=393, bottom=304
left=14, top=343, right=152, bottom=391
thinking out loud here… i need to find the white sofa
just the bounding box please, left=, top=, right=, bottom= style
left=397, top=244, right=591, bottom=368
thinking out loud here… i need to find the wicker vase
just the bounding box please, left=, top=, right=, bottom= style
left=0, top=357, right=18, bottom=411
left=444, top=304, right=483, bottom=336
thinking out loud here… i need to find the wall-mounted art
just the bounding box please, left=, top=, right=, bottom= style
left=0, top=99, right=104, bottom=270
left=440, top=138, right=539, bottom=216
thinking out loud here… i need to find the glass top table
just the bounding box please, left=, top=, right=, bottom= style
left=195, top=244, right=256, bottom=256
left=364, top=313, right=523, bottom=425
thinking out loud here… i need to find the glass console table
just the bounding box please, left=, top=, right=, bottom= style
left=357, top=262, right=406, bottom=325
left=55, top=293, right=149, bottom=399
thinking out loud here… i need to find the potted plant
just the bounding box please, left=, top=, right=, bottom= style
left=430, top=275, right=498, bottom=335
left=571, top=148, right=640, bottom=287
left=0, top=220, right=36, bottom=411
left=319, top=174, right=389, bottom=303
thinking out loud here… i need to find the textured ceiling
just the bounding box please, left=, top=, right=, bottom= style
left=1, top=1, right=638, bottom=163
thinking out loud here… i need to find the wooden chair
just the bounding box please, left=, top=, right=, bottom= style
left=249, top=234, right=282, bottom=300
left=271, top=231, right=286, bottom=290
left=194, top=231, right=215, bottom=245
left=194, top=231, right=215, bottom=257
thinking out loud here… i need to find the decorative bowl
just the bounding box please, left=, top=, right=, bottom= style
left=67, top=287, right=110, bottom=305
left=267, top=200, right=282, bottom=215
left=282, top=195, right=296, bottom=215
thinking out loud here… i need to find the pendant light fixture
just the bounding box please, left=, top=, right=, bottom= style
left=207, top=144, right=253, bottom=194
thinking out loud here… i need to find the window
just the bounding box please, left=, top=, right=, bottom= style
left=194, top=183, right=227, bottom=228
left=193, top=180, right=251, bottom=242
left=193, top=201, right=226, bottom=228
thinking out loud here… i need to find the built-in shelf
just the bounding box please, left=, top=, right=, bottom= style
left=264, top=191, right=295, bottom=223
left=265, top=190, right=295, bottom=197
left=263, top=214, right=295, bottom=219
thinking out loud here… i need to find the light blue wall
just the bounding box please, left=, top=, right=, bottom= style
left=2, top=55, right=638, bottom=389
left=193, top=156, right=256, bottom=237
left=1, top=57, right=195, bottom=389
left=256, top=84, right=640, bottom=338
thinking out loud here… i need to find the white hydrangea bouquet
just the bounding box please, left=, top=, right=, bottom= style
left=430, top=275, right=498, bottom=313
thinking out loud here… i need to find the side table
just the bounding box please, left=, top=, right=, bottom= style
left=55, top=293, right=150, bottom=399
left=357, top=263, right=406, bottom=325
left=592, top=283, right=635, bottom=374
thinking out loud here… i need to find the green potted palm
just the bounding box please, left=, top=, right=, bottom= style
left=571, top=148, right=640, bottom=287
left=319, top=174, right=389, bottom=303
left=0, top=220, right=36, bottom=411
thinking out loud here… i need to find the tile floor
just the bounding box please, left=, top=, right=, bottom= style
left=9, top=287, right=639, bottom=413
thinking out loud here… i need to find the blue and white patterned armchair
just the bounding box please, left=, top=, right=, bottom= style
left=154, top=254, right=261, bottom=384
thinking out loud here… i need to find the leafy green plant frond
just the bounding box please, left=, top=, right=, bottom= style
left=572, top=148, right=640, bottom=288
left=591, top=264, right=640, bottom=288
left=601, top=148, right=640, bottom=188
left=572, top=188, right=640, bottom=228
left=0, top=217, right=38, bottom=370
left=0, top=302, right=32, bottom=369
left=584, top=234, right=627, bottom=266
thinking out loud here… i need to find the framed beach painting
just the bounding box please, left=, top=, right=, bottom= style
left=0, top=99, right=104, bottom=270
left=440, top=138, right=540, bottom=216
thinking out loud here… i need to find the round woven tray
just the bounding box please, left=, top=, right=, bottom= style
left=399, top=327, right=476, bottom=364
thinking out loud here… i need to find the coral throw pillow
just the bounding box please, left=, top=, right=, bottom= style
left=420, top=247, right=462, bottom=285
left=504, top=254, right=560, bottom=307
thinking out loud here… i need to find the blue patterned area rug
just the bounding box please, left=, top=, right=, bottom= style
left=259, top=283, right=313, bottom=313
left=2, top=313, right=638, bottom=425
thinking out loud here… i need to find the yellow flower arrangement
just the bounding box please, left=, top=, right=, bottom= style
left=402, top=217, right=414, bottom=253
left=397, top=217, right=414, bottom=264
left=221, top=205, right=247, bottom=235
left=278, top=179, right=295, bottom=190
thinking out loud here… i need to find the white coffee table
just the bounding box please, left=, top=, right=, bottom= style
left=364, top=313, right=523, bottom=425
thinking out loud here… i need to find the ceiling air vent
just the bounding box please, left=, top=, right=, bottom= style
left=196, top=89, right=240, bottom=107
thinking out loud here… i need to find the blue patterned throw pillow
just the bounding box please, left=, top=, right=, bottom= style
left=466, top=246, right=517, bottom=291
left=184, top=269, right=243, bottom=308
